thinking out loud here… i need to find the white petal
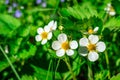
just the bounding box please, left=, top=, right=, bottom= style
left=93, top=27, right=99, bottom=32
left=79, top=38, right=89, bottom=46
left=78, top=47, right=88, bottom=56
left=58, top=33, right=67, bottom=43
left=66, top=49, right=74, bottom=56
left=88, top=35, right=99, bottom=44
left=56, top=49, right=65, bottom=57
left=47, top=32, right=52, bottom=40
left=52, top=21, right=57, bottom=30
left=107, top=3, right=111, bottom=7
left=44, top=25, right=50, bottom=32
left=37, top=28, right=43, bottom=34
left=52, top=41, right=61, bottom=50
left=104, top=7, right=110, bottom=11
left=69, top=40, right=78, bottom=49
left=41, top=39, right=47, bottom=45
left=96, top=42, right=106, bottom=52
left=109, top=11, right=116, bottom=16
left=35, top=35, right=42, bottom=41
left=81, top=53, right=87, bottom=56
left=88, top=51, right=99, bottom=62
left=48, top=20, right=54, bottom=28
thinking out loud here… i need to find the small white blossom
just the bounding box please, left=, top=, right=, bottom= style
left=79, top=35, right=106, bottom=62
left=88, top=27, right=99, bottom=34
left=46, top=20, right=57, bottom=31
left=35, top=20, right=57, bottom=45
left=52, top=33, right=78, bottom=57
left=35, top=26, right=52, bottom=45
left=104, top=3, right=116, bottom=16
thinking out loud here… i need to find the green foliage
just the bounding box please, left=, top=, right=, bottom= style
left=0, top=14, right=21, bottom=37
left=110, top=73, right=120, bottom=80
left=112, top=0, right=120, bottom=14
left=31, top=64, right=61, bottom=80
left=61, top=2, right=98, bottom=20
left=18, top=42, right=36, bottom=59
left=94, top=70, right=109, bottom=80
left=104, top=16, right=120, bottom=31
left=0, top=56, right=16, bottom=72
left=21, top=75, right=34, bottom=80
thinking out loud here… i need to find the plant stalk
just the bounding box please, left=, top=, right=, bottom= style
left=64, top=57, right=76, bottom=80
left=0, top=45, right=21, bottom=80
left=46, top=59, right=52, bottom=80
left=105, top=51, right=111, bottom=79
left=88, top=62, right=93, bottom=80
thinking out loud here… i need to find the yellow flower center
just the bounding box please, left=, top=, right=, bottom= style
left=59, top=26, right=64, bottom=30
left=41, top=32, right=48, bottom=39
left=50, top=27, right=53, bottom=31
left=110, top=7, right=115, bottom=12
left=61, top=42, right=69, bottom=50
left=87, top=44, right=96, bottom=51
left=88, top=29, right=94, bottom=34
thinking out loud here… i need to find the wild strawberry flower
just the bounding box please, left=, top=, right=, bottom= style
left=35, top=20, right=57, bottom=45
left=52, top=33, right=78, bottom=57
left=79, top=35, right=106, bottom=62
left=104, top=3, right=116, bottom=16
left=46, top=20, right=57, bottom=31
left=35, top=26, right=52, bottom=45
left=88, top=27, right=99, bottom=34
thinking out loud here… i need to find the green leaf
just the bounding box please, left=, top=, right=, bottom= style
left=62, top=56, right=85, bottom=80
left=0, top=14, right=21, bottom=37
left=18, top=25, right=31, bottom=37
left=112, top=0, right=120, bottom=14
left=60, top=2, right=98, bottom=20
left=94, top=70, right=109, bottom=80
left=31, top=65, right=61, bottom=80
left=18, top=42, right=37, bottom=59
left=110, top=73, right=120, bottom=80
left=103, top=16, right=120, bottom=31
left=9, top=38, right=23, bottom=55
left=21, top=75, right=34, bottom=80
left=0, top=42, right=36, bottom=72
left=0, top=56, right=16, bottom=72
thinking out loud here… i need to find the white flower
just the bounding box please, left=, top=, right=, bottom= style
left=35, top=20, right=57, bottom=45
left=46, top=20, right=57, bottom=31
left=52, top=33, right=78, bottom=57
left=79, top=35, right=106, bottom=62
left=88, top=27, right=99, bottom=34
left=104, top=3, right=116, bottom=16
left=35, top=26, right=52, bottom=45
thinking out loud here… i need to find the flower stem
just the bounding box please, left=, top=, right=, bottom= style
left=105, top=51, right=111, bottom=79
left=88, top=62, right=93, bottom=80
left=55, top=59, right=60, bottom=73
left=0, top=45, right=21, bottom=80
left=64, top=57, right=76, bottom=80
left=46, top=59, right=52, bottom=80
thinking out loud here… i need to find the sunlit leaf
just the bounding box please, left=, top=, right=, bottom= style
left=21, top=75, right=34, bottom=80
left=110, top=73, right=120, bottom=80
left=103, top=16, right=120, bottom=31
left=60, top=2, right=98, bottom=20
left=0, top=14, right=21, bottom=37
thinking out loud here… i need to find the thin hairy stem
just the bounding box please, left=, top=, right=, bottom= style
left=0, top=45, right=21, bottom=80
